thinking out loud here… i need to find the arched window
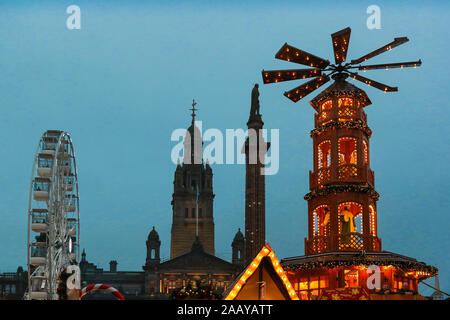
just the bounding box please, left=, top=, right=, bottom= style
left=319, top=100, right=332, bottom=124
left=313, top=205, right=331, bottom=236
left=338, top=202, right=363, bottom=250
left=338, top=137, right=358, bottom=179
left=338, top=137, right=357, bottom=165
left=318, top=141, right=331, bottom=169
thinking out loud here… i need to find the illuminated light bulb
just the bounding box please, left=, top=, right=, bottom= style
left=263, top=248, right=269, bottom=253
left=257, top=255, right=262, bottom=260
left=236, top=285, right=240, bottom=289
left=241, top=277, right=246, bottom=282
left=247, top=270, right=251, bottom=274
left=231, top=292, right=235, bottom=296
left=252, top=263, right=257, bottom=267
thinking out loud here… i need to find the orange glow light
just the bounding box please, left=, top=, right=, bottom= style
left=224, top=243, right=299, bottom=300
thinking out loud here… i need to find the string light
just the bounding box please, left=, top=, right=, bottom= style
left=225, top=244, right=299, bottom=300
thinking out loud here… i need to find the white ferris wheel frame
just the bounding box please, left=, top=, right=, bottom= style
left=26, top=130, right=80, bottom=300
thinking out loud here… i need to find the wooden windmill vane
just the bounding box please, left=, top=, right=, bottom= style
left=261, top=26, right=421, bottom=101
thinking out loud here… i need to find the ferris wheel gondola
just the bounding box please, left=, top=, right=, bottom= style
left=25, top=130, right=80, bottom=300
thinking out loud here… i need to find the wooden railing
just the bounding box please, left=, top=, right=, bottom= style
left=310, top=165, right=374, bottom=189
left=305, top=233, right=381, bottom=255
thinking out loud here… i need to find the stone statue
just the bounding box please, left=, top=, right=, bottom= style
left=250, top=83, right=260, bottom=118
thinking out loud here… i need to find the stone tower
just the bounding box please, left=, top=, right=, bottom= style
left=243, top=84, right=270, bottom=266
left=231, top=228, right=245, bottom=267
left=170, top=103, right=215, bottom=258
left=145, top=226, right=161, bottom=266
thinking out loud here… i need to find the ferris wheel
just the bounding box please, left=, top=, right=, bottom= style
left=25, top=130, right=80, bottom=300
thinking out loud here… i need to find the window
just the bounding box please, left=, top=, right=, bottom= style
left=338, top=97, right=356, bottom=121
left=191, top=208, right=196, bottom=218
left=339, top=202, right=363, bottom=234
left=338, top=202, right=363, bottom=250
left=318, top=141, right=331, bottom=169
left=313, top=205, right=330, bottom=237
left=199, top=208, right=203, bottom=218
left=338, top=137, right=357, bottom=166
left=319, top=100, right=332, bottom=123
left=344, top=269, right=359, bottom=288
left=394, top=276, right=414, bottom=291
left=294, top=275, right=329, bottom=300
left=185, top=208, right=188, bottom=218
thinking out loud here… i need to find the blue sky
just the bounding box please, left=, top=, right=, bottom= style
left=0, top=0, right=448, bottom=296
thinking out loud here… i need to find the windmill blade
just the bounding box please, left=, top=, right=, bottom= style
left=351, top=37, right=409, bottom=64
left=331, top=27, right=351, bottom=64
left=275, top=43, right=330, bottom=69
left=284, top=75, right=330, bottom=102
left=261, top=68, right=322, bottom=84
left=358, top=59, right=421, bottom=71
left=349, top=72, right=397, bottom=92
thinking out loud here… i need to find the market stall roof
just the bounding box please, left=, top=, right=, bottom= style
left=223, top=243, right=299, bottom=300
left=281, top=250, right=437, bottom=279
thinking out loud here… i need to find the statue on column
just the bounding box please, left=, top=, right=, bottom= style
left=250, top=83, right=261, bottom=120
